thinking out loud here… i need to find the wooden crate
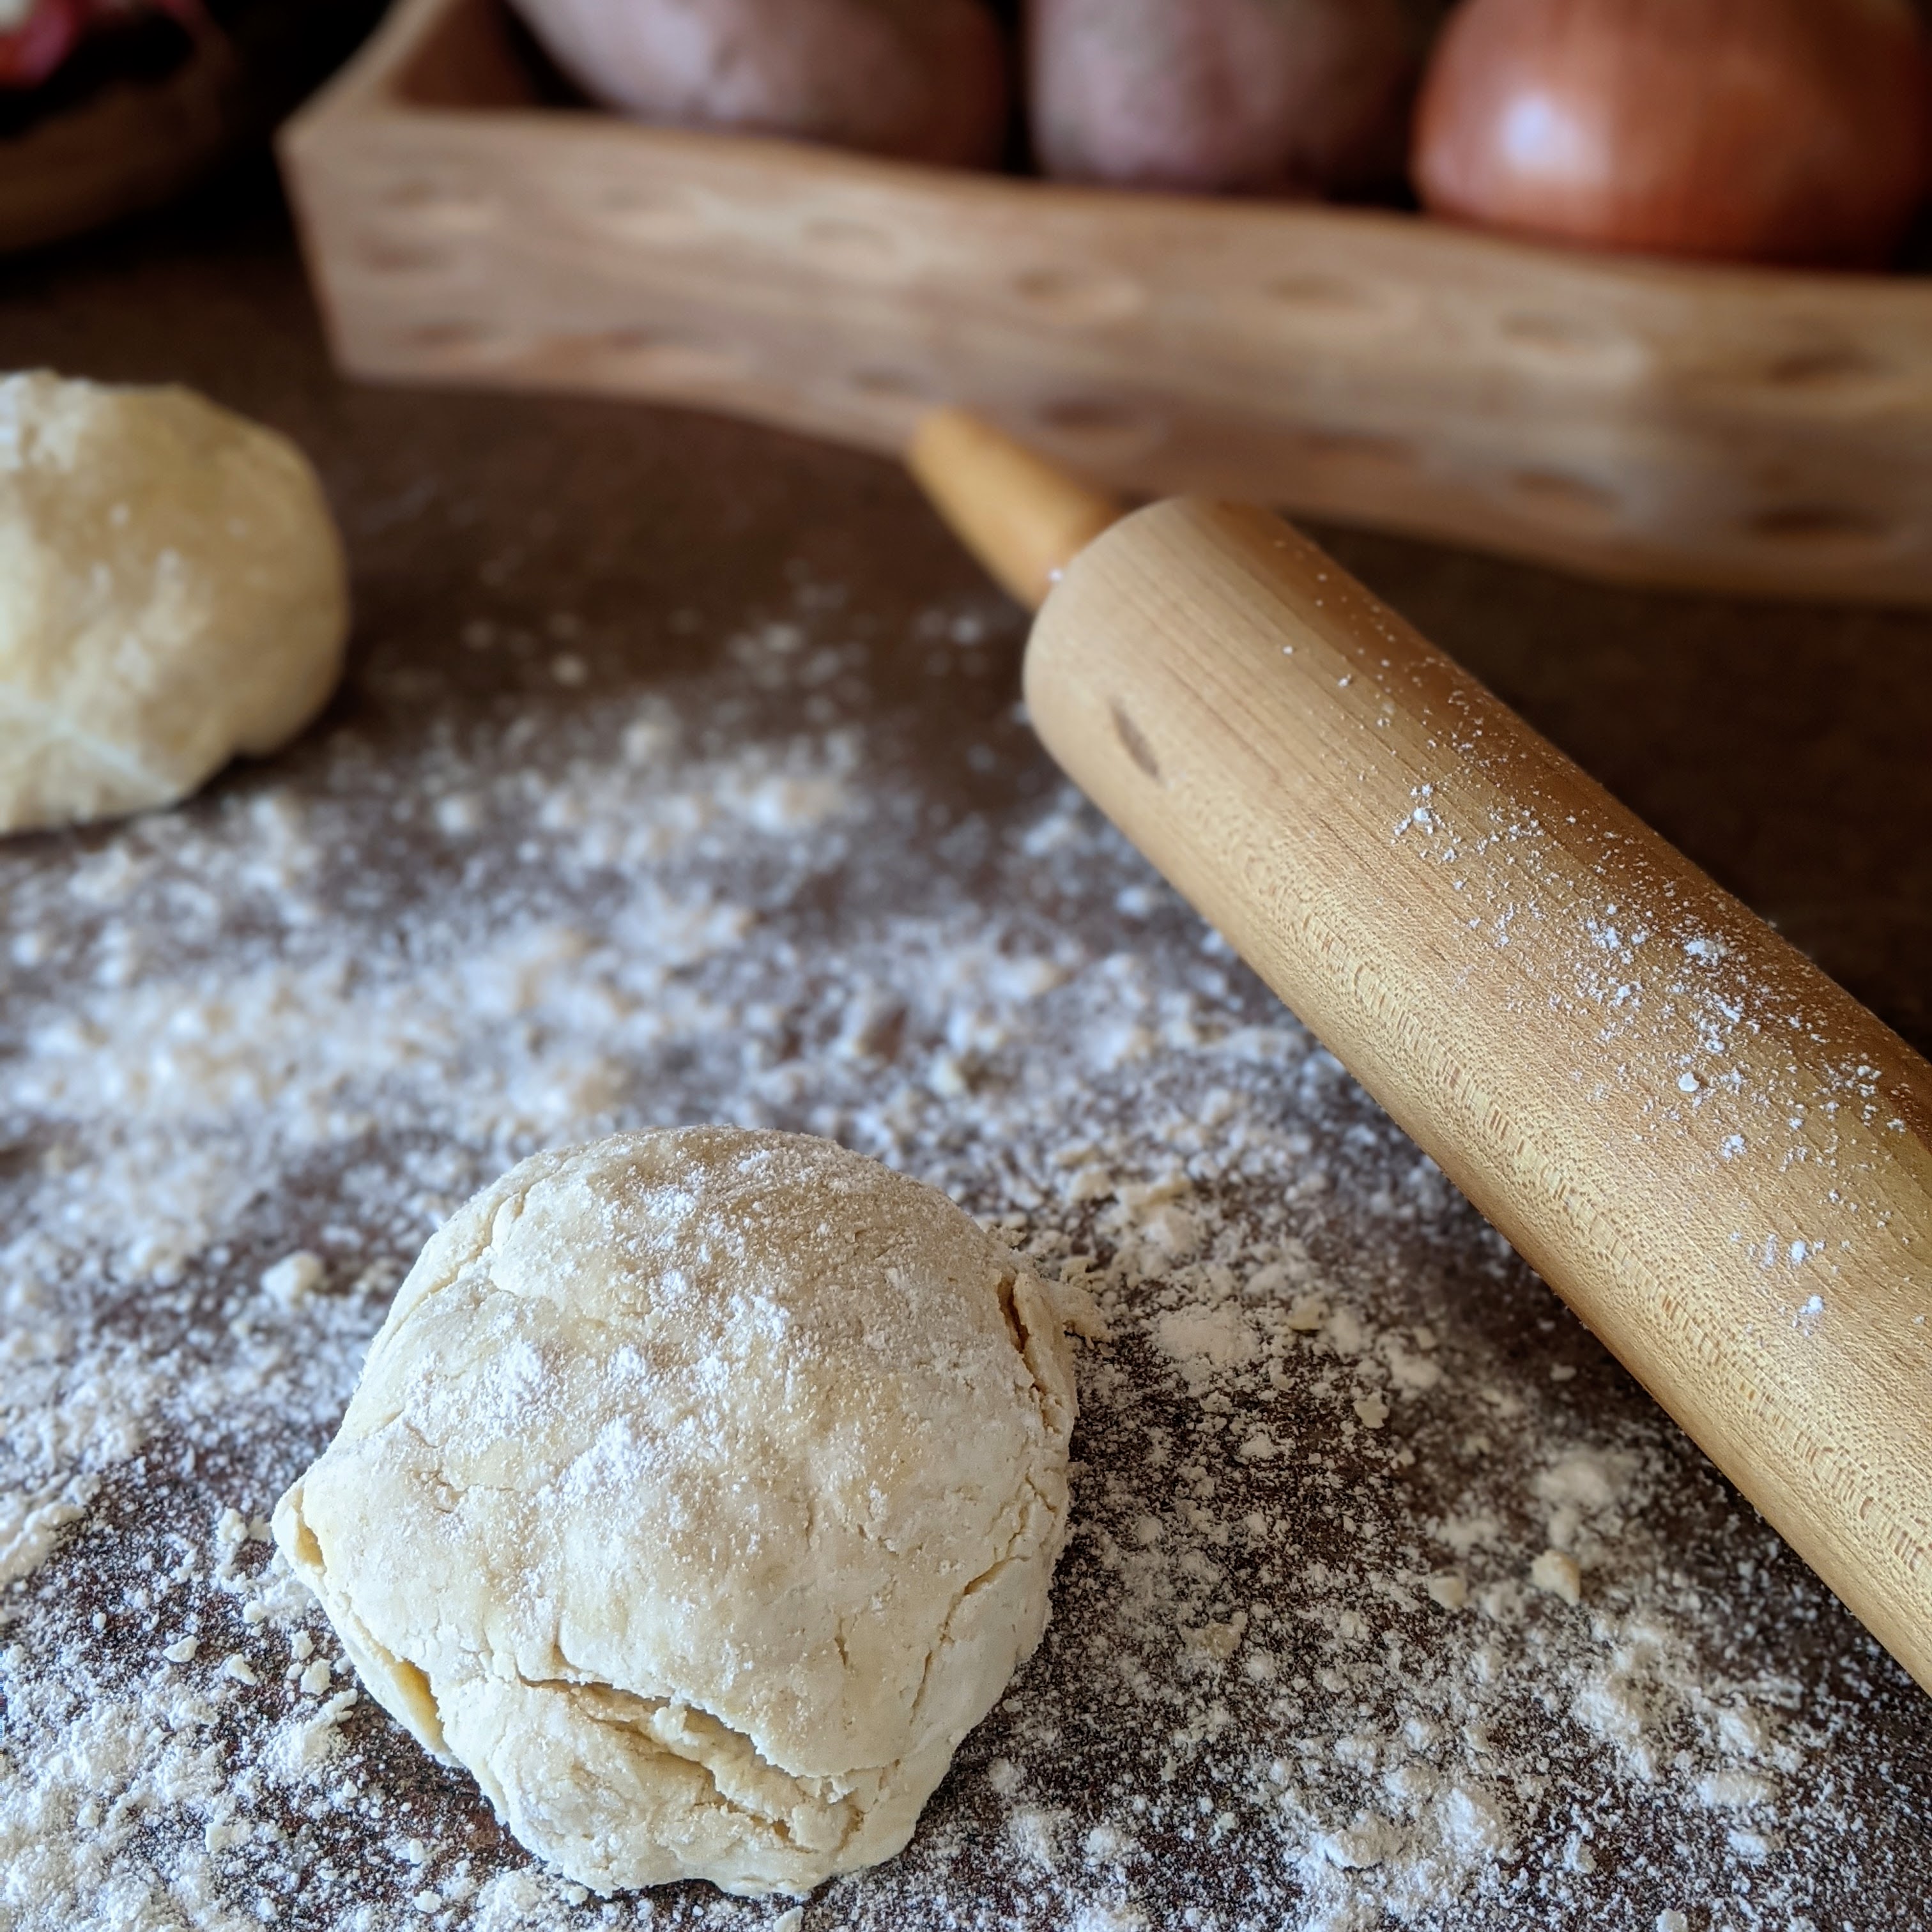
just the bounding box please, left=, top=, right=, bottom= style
left=281, top=0, right=1932, bottom=606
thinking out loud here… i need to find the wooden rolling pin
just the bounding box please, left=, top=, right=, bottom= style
left=909, top=408, right=1932, bottom=1696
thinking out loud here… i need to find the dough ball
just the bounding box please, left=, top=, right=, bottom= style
left=509, top=0, right=1011, bottom=168
left=275, top=1128, right=1098, bottom=1897
left=0, top=370, right=348, bottom=834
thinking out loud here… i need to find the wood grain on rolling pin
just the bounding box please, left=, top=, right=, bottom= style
left=1025, top=499, right=1932, bottom=1692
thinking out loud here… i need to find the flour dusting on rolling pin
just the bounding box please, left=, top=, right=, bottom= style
left=912, top=409, right=1932, bottom=1697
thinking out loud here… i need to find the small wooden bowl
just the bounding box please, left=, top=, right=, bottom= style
left=0, top=18, right=245, bottom=255
left=0, top=0, right=390, bottom=257
left=280, top=0, right=1932, bottom=607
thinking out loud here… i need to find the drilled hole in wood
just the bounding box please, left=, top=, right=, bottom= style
left=1033, top=396, right=1163, bottom=459
left=1509, top=469, right=1621, bottom=526
left=594, top=187, right=657, bottom=216
left=1265, top=273, right=1379, bottom=313
left=1763, top=345, right=1892, bottom=388
left=1301, top=428, right=1413, bottom=467
left=1110, top=700, right=1162, bottom=781
left=1498, top=310, right=1623, bottom=357
left=402, top=321, right=502, bottom=353
left=1749, top=506, right=1894, bottom=555
left=1011, top=267, right=1146, bottom=325
left=560, top=332, right=750, bottom=383
left=358, top=239, right=448, bottom=275
left=848, top=367, right=933, bottom=401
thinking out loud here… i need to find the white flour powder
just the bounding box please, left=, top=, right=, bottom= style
left=0, top=579, right=1922, bottom=1931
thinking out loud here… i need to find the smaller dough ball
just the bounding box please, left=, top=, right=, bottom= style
left=275, top=1128, right=1100, bottom=1898
left=510, top=0, right=1011, bottom=168
left=0, top=370, right=348, bottom=834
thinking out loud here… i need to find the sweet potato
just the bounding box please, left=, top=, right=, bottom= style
left=1027, top=0, right=1418, bottom=194
left=513, top=0, right=1011, bottom=167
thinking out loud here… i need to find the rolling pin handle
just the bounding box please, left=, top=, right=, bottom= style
left=907, top=408, right=1123, bottom=611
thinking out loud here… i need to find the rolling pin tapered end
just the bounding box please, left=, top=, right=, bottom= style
left=906, top=408, right=1123, bottom=610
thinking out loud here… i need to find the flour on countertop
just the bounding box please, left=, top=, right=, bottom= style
left=0, top=579, right=1924, bottom=1932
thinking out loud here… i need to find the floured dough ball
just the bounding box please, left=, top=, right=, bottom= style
left=0, top=370, right=348, bottom=834
left=275, top=1127, right=1099, bottom=1897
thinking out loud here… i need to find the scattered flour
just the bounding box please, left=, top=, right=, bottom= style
left=0, top=576, right=1920, bottom=1932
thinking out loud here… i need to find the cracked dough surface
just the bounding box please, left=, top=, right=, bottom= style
left=274, top=1127, right=1092, bottom=1897
left=0, top=369, right=347, bottom=832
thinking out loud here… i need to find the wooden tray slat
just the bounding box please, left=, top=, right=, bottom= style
left=281, top=0, right=1932, bottom=606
